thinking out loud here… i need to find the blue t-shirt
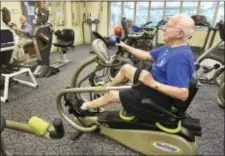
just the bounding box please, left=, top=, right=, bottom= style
left=150, top=45, right=194, bottom=88
left=20, top=23, right=32, bottom=38
left=131, top=25, right=140, bottom=32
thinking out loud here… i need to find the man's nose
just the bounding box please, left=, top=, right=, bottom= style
left=160, top=26, right=166, bottom=32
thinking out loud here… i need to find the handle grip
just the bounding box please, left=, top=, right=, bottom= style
left=116, top=37, right=122, bottom=51
left=49, top=118, right=65, bottom=139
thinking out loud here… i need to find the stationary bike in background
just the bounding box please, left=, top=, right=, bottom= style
left=120, top=17, right=156, bottom=51
left=92, top=25, right=123, bottom=48
left=32, top=7, right=61, bottom=78
left=195, top=20, right=224, bottom=84
left=195, top=20, right=224, bottom=109
left=1, top=8, right=38, bottom=103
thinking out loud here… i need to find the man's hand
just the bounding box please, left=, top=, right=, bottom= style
left=12, top=26, right=18, bottom=31
left=138, top=70, right=156, bottom=88
left=116, top=41, right=128, bottom=49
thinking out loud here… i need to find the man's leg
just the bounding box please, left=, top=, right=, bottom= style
left=81, top=64, right=137, bottom=110
left=111, top=64, right=137, bottom=86
left=82, top=91, right=120, bottom=109
left=16, top=38, right=32, bottom=61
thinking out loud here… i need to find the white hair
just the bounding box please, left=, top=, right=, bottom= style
left=172, top=13, right=195, bottom=42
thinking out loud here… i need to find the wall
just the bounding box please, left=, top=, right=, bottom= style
left=1, top=1, right=222, bottom=49
left=51, top=2, right=84, bottom=50
left=1, top=2, right=23, bottom=26
left=83, top=2, right=108, bottom=44
left=157, top=27, right=222, bottom=48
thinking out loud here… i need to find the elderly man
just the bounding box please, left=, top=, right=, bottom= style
left=76, top=13, right=195, bottom=116
left=13, top=15, right=33, bottom=61
left=13, top=15, right=32, bottom=38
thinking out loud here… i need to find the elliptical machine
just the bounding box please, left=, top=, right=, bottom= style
left=195, top=20, right=224, bottom=84
left=32, top=7, right=60, bottom=78
left=56, top=39, right=202, bottom=155
left=0, top=8, right=38, bottom=103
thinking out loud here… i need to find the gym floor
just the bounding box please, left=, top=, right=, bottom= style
left=1, top=45, right=224, bottom=155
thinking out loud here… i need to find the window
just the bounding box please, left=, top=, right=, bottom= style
left=198, top=2, right=217, bottom=26
left=123, top=2, right=134, bottom=20
left=165, top=2, right=180, bottom=17
left=182, top=2, right=198, bottom=16
left=215, top=2, right=224, bottom=24
left=110, top=2, right=121, bottom=26
left=150, top=2, right=164, bottom=26
left=135, top=2, right=149, bottom=26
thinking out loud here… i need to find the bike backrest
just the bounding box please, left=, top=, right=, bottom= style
left=35, top=7, right=49, bottom=25
left=55, top=29, right=75, bottom=42
left=0, top=28, right=15, bottom=65
left=121, top=17, right=129, bottom=37
left=171, top=75, right=200, bottom=112
left=191, top=15, right=210, bottom=27
left=1, top=7, right=11, bottom=25
left=217, top=20, right=225, bottom=41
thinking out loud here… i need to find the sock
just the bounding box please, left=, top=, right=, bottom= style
left=80, top=102, right=89, bottom=110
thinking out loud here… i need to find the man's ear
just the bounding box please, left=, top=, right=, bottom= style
left=177, top=31, right=183, bottom=38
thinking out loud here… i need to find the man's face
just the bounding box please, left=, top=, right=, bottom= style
left=162, top=18, right=183, bottom=43
left=20, top=17, right=25, bottom=24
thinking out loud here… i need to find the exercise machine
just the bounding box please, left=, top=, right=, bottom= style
left=191, top=15, right=217, bottom=60
left=82, top=13, right=100, bottom=44
left=121, top=17, right=155, bottom=51
left=0, top=115, right=64, bottom=156
left=32, top=7, right=60, bottom=78
left=56, top=39, right=202, bottom=155
left=51, top=29, right=75, bottom=68
left=217, top=71, right=224, bottom=109
left=195, top=20, right=224, bottom=84
left=0, top=27, right=38, bottom=103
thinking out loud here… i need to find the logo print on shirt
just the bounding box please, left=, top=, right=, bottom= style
left=156, top=48, right=169, bottom=67
left=156, top=59, right=165, bottom=67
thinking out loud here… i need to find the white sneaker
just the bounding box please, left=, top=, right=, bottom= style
left=89, top=107, right=105, bottom=113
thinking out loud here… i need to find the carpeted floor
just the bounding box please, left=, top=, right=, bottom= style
left=1, top=45, right=224, bottom=155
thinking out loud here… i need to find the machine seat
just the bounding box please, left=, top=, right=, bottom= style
left=53, top=40, right=73, bottom=48
left=92, top=31, right=110, bottom=48
left=53, top=29, right=74, bottom=48
left=106, top=76, right=202, bottom=138
left=97, top=110, right=201, bottom=142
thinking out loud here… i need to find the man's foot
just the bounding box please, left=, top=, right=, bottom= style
left=72, top=104, right=96, bottom=117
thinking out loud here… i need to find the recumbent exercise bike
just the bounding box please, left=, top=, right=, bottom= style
left=56, top=39, right=202, bottom=155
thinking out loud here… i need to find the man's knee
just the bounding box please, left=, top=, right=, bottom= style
left=105, top=91, right=120, bottom=103
left=121, top=64, right=133, bottom=73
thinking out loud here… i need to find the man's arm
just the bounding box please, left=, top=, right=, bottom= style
left=139, top=70, right=189, bottom=101
left=151, top=81, right=189, bottom=101
left=18, top=28, right=29, bottom=33
left=117, top=42, right=155, bottom=61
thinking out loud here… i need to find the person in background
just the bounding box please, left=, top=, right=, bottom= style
left=13, top=15, right=32, bottom=38
left=12, top=15, right=33, bottom=61
left=127, top=19, right=140, bottom=33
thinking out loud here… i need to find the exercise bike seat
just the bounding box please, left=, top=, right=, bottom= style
left=127, top=31, right=145, bottom=39
left=92, top=31, right=109, bottom=48
left=114, top=77, right=201, bottom=138
left=53, top=29, right=74, bottom=48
